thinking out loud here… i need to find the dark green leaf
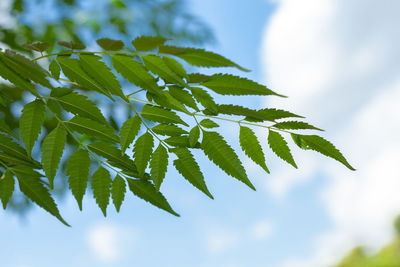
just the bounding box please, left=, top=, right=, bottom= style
left=239, top=126, right=269, bottom=173
left=0, top=134, right=31, bottom=161
left=120, top=116, right=141, bottom=154
left=49, top=60, right=60, bottom=79
left=91, top=166, right=111, bottom=216
left=190, top=87, right=218, bottom=114
left=163, top=57, right=187, bottom=78
left=0, top=119, right=17, bottom=138
left=133, top=132, right=154, bottom=177
left=187, top=73, right=211, bottom=83
left=20, top=100, right=45, bottom=157
left=164, top=136, right=200, bottom=148
left=0, top=171, right=14, bottom=209
left=150, top=144, right=168, bottom=190
left=199, top=119, right=219, bottom=129
left=273, top=121, right=323, bottom=131
left=65, top=116, right=119, bottom=143
left=67, top=149, right=90, bottom=210
left=96, top=38, right=124, bottom=51
left=132, top=36, right=168, bottom=51
left=111, top=175, right=126, bottom=212
left=141, top=105, right=188, bottom=126
left=189, top=126, right=200, bottom=147
left=24, top=42, right=51, bottom=52
left=58, top=41, right=86, bottom=50
left=151, top=124, right=188, bottom=136
left=50, top=87, right=73, bottom=97
left=142, top=55, right=186, bottom=86
left=169, top=86, right=199, bottom=111
left=268, top=130, right=297, bottom=168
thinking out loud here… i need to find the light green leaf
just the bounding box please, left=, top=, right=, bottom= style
left=20, top=99, right=45, bottom=157
left=292, top=134, right=355, bottom=170
left=111, top=175, right=126, bottom=212
left=151, top=124, right=188, bottom=136
left=169, top=86, right=199, bottom=111
left=199, top=119, right=219, bottom=129
left=79, top=54, right=125, bottom=99
left=141, top=105, right=188, bottom=126
left=163, top=57, right=187, bottom=78
left=16, top=172, right=69, bottom=226
left=127, top=178, right=179, bottom=216
left=273, top=121, right=323, bottom=131
left=187, top=73, right=211, bottom=83
left=0, top=171, right=14, bottom=209
left=120, top=116, right=142, bottom=154
left=112, top=55, right=161, bottom=95
left=239, top=126, right=269, bottom=173
left=67, top=149, right=90, bottom=210
left=133, top=132, right=154, bottom=177
left=268, top=130, right=297, bottom=168
left=132, top=36, right=168, bottom=51
left=50, top=87, right=73, bottom=97
left=172, top=147, right=213, bottom=199
left=159, top=45, right=249, bottom=72
left=149, top=144, right=168, bottom=190
left=41, top=125, right=67, bottom=188
left=65, top=116, right=119, bottom=143
left=151, top=91, right=189, bottom=113
left=190, top=87, right=218, bottom=114
left=142, top=55, right=186, bottom=86
left=201, top=131, right=255, bottom=190
left=189, top=126, right=200, bottom=147
left=91, top=166, right=112, bottom=216
left=49, top=60, right=60, bottom=79
left=96, top=38, right=124, bottom=51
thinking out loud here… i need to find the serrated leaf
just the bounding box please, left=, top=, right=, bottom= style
left=189, top=126, right=200, bottom=147
left=163, top=57, right=187, bottom=78
left=142, top=55, right=186, bottom=86
left=190, top=87, right=218, bottom=114
left=20, top=100, right=45, bottom=157
left=120, top=115, right=141, bottom=153
left=0, top=134, right=31, bottom=161
left=127, top=178, right=179, bottom=216
left=201, top=131, right=254, bottom=190
left=133, top=132, right=154, bottom=177
left=172, top=147, right=213, bottom=199
left=169, top=86, right=199, bottom=111
left=23, top=41, right=51, bottom=52
left=10, top=165, right=42, bottom=177
left=0, top=119, right=17, bottom=138
left=65, top=116, right=118, bottom=143
left=150, top=91, right=189, bottom=113
left=151, top=124, right=188, bottom=136
left=41, top=125, right=67, bottom=188
left=164, top=136, right=200, bottom=148
left=292, top=134, right=355, bottom=170
left=273, top=121, right=323, bottom=131
left=79, top=54, right=125, bottom=99
left=159, top=45, right=249, bottom=72
left=199, top=119, right=219, bottom=129
left=150, top=144, right=168, bottom=190
left=96, top=38, right=124, bottom=51
left=0, top=152, right=40, bottom=168
left=111, top=175, right=126, bottom=212
left=132, top=36, right=168, bottom=51
left=16, top=172, right=69, bottom=226
left=187, top=73, right=211, bottom=83
left=58, top=41, right=86, bottom=50
left=67, top=149, right=90, bottom=210
left=50, top=87, right=73, bottom=97
left=57, top=57, right=113, bottom=99
left=49, top=60, right=60, bottom=79
left=239, top=126, right=269, bottom=173
left=141, top=105, right=188, bottom=126
left=268, top=130, right=297, bottom=168
left=55, top=92, right=108, bottom=124
left=0, top=171, right=14, bottom=209
left=112, top=55, right=161, bottom=95
left=91, top=166, right=111, bottom=216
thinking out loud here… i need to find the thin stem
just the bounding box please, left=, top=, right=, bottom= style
left=33, top=50, right=163, bottom=61
left=126, top=89, right=144, bottom=97
left=128, top=97, right=160, bottom=106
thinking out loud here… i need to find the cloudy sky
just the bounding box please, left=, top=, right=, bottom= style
left=1, top=0, right=399, bottom=266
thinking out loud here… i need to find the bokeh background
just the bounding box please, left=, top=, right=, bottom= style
left=1, top=0, right=399, bottom=266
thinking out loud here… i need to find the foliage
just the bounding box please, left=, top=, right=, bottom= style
left=0, top=37, right=354, bottom=225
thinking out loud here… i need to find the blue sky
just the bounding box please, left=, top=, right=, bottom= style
left=1, top=0, right=400, bottom=267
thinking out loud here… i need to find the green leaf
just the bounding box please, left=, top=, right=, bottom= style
left=112, top=55, right=161, bottom=95
left=96, top=38, right=124, bottom=51
left=79, top=54, right=125, bottom=99
left=141, top=105, right=188, bottom=126
left=0, top=171, right=14, bottom=209
left=0, top=95, right=4, bottom=106
left=111, top=175, right=126, bottom=212
left=149, top=144, right=168, bottom=190
left=50, top=87, right=73, bottom=97
left=187, top=73, right=211, bottom=83
left=23, top=41, right=51, bottom=52
left=20, top=100, right=45, bottom=157
left=273, top=121, right=323, bottom=131
left=292, top=134, right=355, bottom=170
left=151, top=124, right=188, bottom=136
left=65, top=116, right=119, bottom=143
left=16, top=172, right=69, bottom=226
left=49, top=60, right=60, bottom=79
left=200, top=119, right=219, bottom=129
left=189, top=126, right=200, bottom=147
left=0, top=120, right=16, bottom=138
left=142, top=55, right=186, bottom=86
left=0, top=152, right=40, bottom=168
left=163, top=57, right=187, bottom=78
left=87, top=142, right=138, bottom=174
left=190, top=87, right=218, bottom=114
left=202, top=74, right=283, bottom=96
left=0, top=134, right=31, bottom=161
left=120, top=116, right=142, bottom=154
left=66, top=149, right=90, bottom=210
left=132, top=36, right=168, bottom=51
left=201, top=131, right=255, bottom=190
left=127, top=178, right=179, bottom=216
left=91, top=166, right=111, bottom=216
left=58, top=41, right=86, bottom=50
left=150, top=91, right=189, bottom=113
left=268, top=130, right=297, bottom=168
left=172, top=147, right=213, bottom=199
left=133, top=132, right=154, bottom=177
left=164, top=136, right=200, bottom=148
left=10, top=165, right=42, bottom=177
left=41, top=125, right=67, bottom=188
left=56, top=92, right=108, bottom=124
left=169, top=86, right=199, bottom=111
left=239, top=126, right=269, bottom=173
left=57, top=57, right=113, bottom=100
left=159, top=45, right=249, bottom=72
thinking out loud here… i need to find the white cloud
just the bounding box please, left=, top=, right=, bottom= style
left=205, top=228, right=239, bottom=254
left=86, top=222, right=135, bottom=264
left=249, top=219, right=274, bottom=241
left=261, top=0, right=400, bottom=266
